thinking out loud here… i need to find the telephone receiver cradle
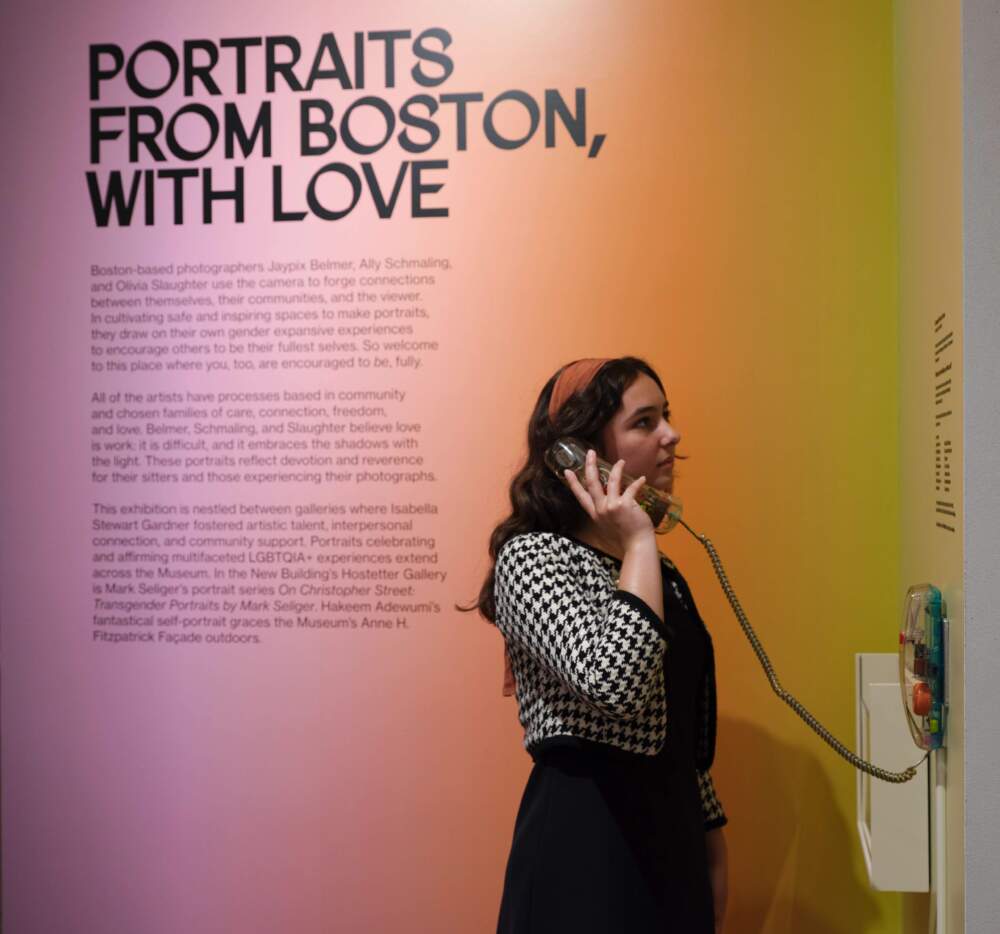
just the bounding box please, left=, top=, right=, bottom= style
left=544, top=436, right=928, bottom=784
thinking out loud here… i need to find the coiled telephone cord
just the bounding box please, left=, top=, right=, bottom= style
left=677, top=516, right=928, bottom=784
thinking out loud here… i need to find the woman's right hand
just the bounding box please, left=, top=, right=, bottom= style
left=563, top=448, right=654, bottom=552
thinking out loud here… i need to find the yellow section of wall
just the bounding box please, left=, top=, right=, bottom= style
left=895, top=3, right=964, bottom=933
left=643, top=4, right=902, bottom=930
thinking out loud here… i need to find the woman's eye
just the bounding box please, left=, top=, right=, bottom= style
left=635, top=411, right=670, bottom=429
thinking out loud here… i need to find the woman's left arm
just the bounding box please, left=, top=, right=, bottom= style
left=705, top=826, right=728, bottom=932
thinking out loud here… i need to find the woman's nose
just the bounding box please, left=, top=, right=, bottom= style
left=661, top=420, right=681, bottom=445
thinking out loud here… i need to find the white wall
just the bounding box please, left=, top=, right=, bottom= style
left=962, top=2, right=1000, bottom=932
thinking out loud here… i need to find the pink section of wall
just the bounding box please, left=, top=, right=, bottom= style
left=1, top=2, right=900, bottom=932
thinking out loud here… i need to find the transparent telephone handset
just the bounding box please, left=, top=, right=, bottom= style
left=544, top=437, right=683, bottom=534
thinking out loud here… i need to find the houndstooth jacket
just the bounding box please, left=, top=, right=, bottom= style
left=494, top=531, right=727, bottom=830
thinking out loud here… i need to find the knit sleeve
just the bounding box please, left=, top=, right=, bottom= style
left=697, top=769, right=728, bottom=830
left=494, top=533, right=669, bottom=721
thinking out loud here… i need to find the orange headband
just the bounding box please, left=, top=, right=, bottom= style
left=547, top=358, right=613, bottom=422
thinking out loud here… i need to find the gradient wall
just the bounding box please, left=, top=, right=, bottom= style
left=1, top=2, right=903, bottom=931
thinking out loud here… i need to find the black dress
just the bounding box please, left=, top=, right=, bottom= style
left=496, top=554, right=715, bottom=933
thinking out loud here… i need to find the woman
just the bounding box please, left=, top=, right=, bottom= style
left=460, top=356, right=728, bottom=932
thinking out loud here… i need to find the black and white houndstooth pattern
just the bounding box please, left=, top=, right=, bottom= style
left=494, top=531, right=727, bottom=830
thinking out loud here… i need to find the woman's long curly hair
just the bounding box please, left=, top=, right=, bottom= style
left=455, top=356, right=666, bottom=624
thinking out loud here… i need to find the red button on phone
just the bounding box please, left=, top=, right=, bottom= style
left=913, top=682, right=932, bottom=716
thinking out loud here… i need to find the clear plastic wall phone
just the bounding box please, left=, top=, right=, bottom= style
left=855, top=587, right=949, bottom=908
left=546, top=436, right=930, bottom=784
left=900, top=584, right=947, bottom=751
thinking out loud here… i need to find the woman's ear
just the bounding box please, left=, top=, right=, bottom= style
left=593, top=429, right=614, bottom=462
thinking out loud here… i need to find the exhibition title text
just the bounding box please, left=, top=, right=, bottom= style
left=86, top=31, right=605, bottom=226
